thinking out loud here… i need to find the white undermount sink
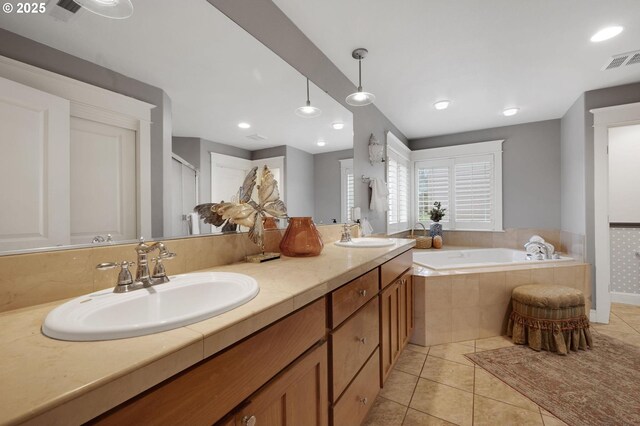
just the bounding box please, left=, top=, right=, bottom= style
left=335, top=237, right=395, bottom=248
left=42, top=272, right=259, bottom=341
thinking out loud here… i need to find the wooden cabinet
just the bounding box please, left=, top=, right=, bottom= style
left=91, top=299, right=326, bottom=426
left=330, top=268, right=378, bottom=328
left=234, top=343, right=328, bottom=426
left=332, top=349, right=380, bottom=426
left=379, top=269, right=413, bottom=385
left=330, top=297, right=379, bottom=400
left=90, top=249, right=414, bottom=426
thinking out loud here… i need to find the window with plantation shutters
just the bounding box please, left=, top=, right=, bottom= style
left=387, top=132, right=411, bottom=233
left=340, top=158, right=354, bottom=223
left=454, top=156, right=493, bottom=228
left=346, top=171, right=354, bottom=222
left=416, top=163, right=450, bottom=224
left=412, top=140, right=503, bottom=231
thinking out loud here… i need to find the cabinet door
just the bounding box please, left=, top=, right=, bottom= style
left=235, top=343, right=328, bottom=426
left=380, top=281, right=400, bottom=385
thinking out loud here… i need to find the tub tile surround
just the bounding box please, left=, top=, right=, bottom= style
left=0, top=234, right=412, bottom=425
left=412, top=263, right=591, bottom=346
left=0, top=223, right=354, bottom=313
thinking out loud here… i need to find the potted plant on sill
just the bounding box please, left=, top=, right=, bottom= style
left=428, top=201, right=446, bottom=238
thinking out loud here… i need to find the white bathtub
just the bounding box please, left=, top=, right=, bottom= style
left=413, top=248, right=573, bottom=270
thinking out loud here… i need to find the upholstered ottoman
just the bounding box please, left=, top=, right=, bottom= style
left=507, top=284, right=593, bottom=355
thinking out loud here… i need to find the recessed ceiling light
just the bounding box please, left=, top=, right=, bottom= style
left=317, top=140, right=326, bottom=147
left=590, top=26, right=623, bottom=42
left=503, top=108, right=519, bottom=117
left=434, top=100, right=450, bottom=110
left=332, top=122, right=345, bottom=130
left=237, top=122, right=251, bottom=129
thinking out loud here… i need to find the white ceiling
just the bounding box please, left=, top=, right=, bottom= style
left=273, top=0, right=640, bottom=139
left=0, top=0, right=353, bottom=154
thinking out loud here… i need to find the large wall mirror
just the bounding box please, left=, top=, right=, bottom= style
left=0, top=0, right=353, bottom=254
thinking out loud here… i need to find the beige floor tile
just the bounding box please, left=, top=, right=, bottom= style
left=363, top=396, right=407, bottom=426
left=395, top=349, right=428, bottom=376
left=420, top=356, right=474, bottom=392
left=427, top=342, right=475, bottom=366
left=474, top=368, right=539, bottom=412
left=402, top=408, right=455, bottom=425
left=542, top=415, right=569, bottom=426
left=406, top=343, right=430, bottom=355
left=409, top=379, right=473, bottom=426
left=456, top=339, right=475, bottom=349
left=380, top=369, right=419, bottom=406
left=475, top=335, right=516, bottom=351
left=474, top=395, right=544, bottom=426
left=596, top=329, right=640, bottom=347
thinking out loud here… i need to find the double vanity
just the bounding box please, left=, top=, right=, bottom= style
left=0, top=237, right=414, bottom=425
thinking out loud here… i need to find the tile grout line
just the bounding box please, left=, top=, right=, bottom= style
left=611, top=311, right=640, bottom=334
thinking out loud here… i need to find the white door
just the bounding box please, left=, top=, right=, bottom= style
left=170, top=158, right=198, bottom=237
left=69, top=117, right=137, bottom=244
left=0, top=76, right=70, bottom=251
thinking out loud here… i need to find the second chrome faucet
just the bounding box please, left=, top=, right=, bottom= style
left=96, top=239, right=177, bottom=293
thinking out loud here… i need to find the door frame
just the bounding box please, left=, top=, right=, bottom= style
left=591, top=101, right=640, bottom=322
left=0, top=54, right=155, bottom=240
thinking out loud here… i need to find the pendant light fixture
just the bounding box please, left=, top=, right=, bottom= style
left=295, top=78, right=322, bottom=118
left=74, top=0, right=133, bottom=19
left=346, top=48, right=376, bottom=107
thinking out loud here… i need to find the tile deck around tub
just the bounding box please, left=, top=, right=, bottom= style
left=364, top=303, right=640, bottom=426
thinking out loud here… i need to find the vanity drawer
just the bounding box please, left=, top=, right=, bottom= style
left=330, top=297, right=379, bottom=400
left=92, top=298, right=326, bottom=426
left=332, top=348, right=380, bottom=426
left=330, top=268, right=378, bottom=328
left=381, top=249, right=412, bottom=290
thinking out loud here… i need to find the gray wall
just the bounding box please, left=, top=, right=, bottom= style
left=208, top=0, right=408, bottom=233
left=566, top=82, right=640, bottom=308
left=410, top=119, right=562, bottom=230
left=284, top=146, right=315, bottom=217
left=560, top=95, right=586, bottom=235
left=252, top=146, right=286, bottom=160
left=314, top=149, right=354, bottom=224
left=0, top=28, right=172, bottom=238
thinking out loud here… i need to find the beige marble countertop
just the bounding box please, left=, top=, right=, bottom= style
left=0, top=239, right=414, bottom=426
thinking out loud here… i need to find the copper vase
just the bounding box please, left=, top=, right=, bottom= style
left=279, top=217, right=323, bottom=257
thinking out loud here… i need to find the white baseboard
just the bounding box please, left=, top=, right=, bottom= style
left=610, top=292, right=640, bottom=306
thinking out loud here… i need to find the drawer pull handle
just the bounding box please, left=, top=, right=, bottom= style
left=358, top=396, right=368, bottom=405
left=358, top=289, right=367, bottom=297
left=242, top=415, right=257, bottom=426
left=356, top=337, right=367, bottom=345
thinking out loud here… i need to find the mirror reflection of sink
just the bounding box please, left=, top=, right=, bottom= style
left=335, top=238, right=395, bottom=248
left=42, top=272, right=259, bottom=341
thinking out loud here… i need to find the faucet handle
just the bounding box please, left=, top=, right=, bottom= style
left=159, top=251, right=177, bottom=260
left=96, top=262, right=118, bottom=270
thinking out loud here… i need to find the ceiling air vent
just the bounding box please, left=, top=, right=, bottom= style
left=56, top=0, right=80, bottom=13
left=246, top=134, right=268, bottom=142
left=603, top=50, right=640, bottom=70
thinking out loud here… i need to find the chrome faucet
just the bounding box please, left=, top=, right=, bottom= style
left=524, top=241, right=550, bottom=259
left=96, top=239, right=176, bottom=293
left=340, top=223, right=361, bottom=243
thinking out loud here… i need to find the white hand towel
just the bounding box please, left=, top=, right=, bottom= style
left=369, top=178, right=389, bottom=213
left=188, top=212, right=200, bottom=235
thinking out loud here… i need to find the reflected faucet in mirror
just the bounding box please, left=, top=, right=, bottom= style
left=96, top=240, right=176, bottom=293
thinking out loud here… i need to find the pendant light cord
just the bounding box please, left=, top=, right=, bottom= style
left=358, top=59, right=363, bottom=91
left=306, top=78, right=311, bottom=105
